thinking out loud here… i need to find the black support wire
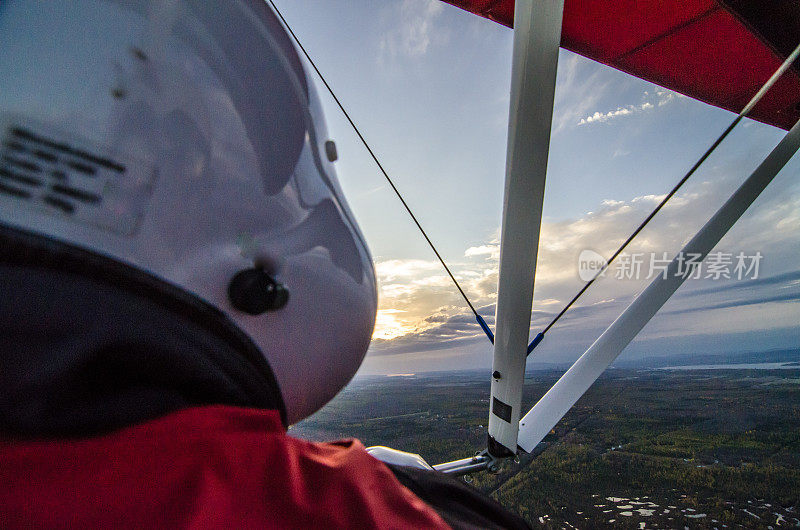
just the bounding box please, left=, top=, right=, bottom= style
left=267, top=0, right=484, bottom=324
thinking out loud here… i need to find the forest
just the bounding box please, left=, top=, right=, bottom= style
left=292, top=365, right=800, bottom=528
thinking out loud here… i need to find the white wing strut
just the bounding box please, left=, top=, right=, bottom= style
left=517, top=118, right=800, bottom=453
left=488, top=0, right=564, bottom=456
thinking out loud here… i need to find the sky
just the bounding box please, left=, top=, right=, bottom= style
left=272, top=0, right=800, bottom=375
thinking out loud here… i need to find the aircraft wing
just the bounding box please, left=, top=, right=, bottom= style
left=441, top=0, right=800, bottom=130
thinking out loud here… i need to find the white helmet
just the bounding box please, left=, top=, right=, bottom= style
left=0, top=0, right=377, bottom=424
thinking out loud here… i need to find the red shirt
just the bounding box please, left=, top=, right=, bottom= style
left=0, top=405, right=450, bottom=529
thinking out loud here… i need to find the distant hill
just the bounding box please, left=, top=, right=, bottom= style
left=356, top=348, right=800, bottom=379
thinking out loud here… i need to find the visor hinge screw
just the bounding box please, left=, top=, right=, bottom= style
left=228, top=268, right=289, bottom=315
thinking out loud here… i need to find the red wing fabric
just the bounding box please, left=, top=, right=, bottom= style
left=0, top=405, right=451, bottom=529
left=441, top=0, right=800, bottom=130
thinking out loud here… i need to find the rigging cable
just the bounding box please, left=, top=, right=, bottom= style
left=526, top=41, right=800, bottom=356
left=267, top=0, right=488, bottom=331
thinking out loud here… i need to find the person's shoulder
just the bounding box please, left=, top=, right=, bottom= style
left=282, top=435, right=452, bottom=529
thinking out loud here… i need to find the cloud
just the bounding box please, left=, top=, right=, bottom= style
left=368, top=169, right=800, bottom=365
left=686, top=270, right=800, bottom=297
left=464, top=243, right=499, bottom=259
left=655, top=89, right=687, bottom=107
left=578, top=101, right=654, bottom=126
left=577, top=88, right=685, bottom=126
left=375, top=258, right=442, bottom=281
left=552, top=53, right=611, bottom=134
left=380, top=0, right=445, bottom=61
left=612, top=148, right=631, bottom=158
left=665, top=290, right=800, bottom=315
